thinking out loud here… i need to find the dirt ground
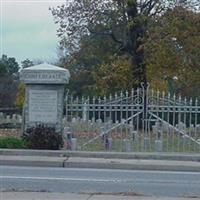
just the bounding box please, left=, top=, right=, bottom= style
left=0, top=129, right=22, bottom=138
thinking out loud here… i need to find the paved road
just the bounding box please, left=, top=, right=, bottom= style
left=1, top=166, right=200, bottom=198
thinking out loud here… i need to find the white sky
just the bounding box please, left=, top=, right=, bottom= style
left=0, top=0, right=66, bottom=65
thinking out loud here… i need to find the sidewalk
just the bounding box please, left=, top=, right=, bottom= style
left=0, top=154, right=200, bottom=171
left=1, top=192, right=199, bottom=200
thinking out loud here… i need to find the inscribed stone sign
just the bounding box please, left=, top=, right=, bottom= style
left=29, top=90, right=57, bottom=123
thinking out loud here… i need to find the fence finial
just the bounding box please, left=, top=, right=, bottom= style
left=168, top=92, right=170, bottom=99
left=151, top=89, right=154, bottom=96
left=157, top=90, right=160, bottom=98
left=109, top=94, right=112, bottom=101
left=162, top=91, right=165, bottom=98
left=189, top=98, right=193, bottom=105
left=178, top=95, right=182, bottom=102
left=115, top=92, right=118, bottom=99
left=131, top=88, right=134, bottom=97
left=120, top=91, right=123, bottom=98
left=195, top=98, right=198, bottom=106
left=173, top=93, right=176, bottom=100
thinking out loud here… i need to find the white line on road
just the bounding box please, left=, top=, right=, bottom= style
left=1, top=166, right=200, bottom=175
left=0, top=176, right=123, bottom=183
left=1, top=175, right=200, bottom=185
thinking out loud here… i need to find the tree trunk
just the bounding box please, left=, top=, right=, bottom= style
left=126, top=1, right=147, bottom=88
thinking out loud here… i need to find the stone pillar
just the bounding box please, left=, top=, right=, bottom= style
left=20, top=63, right=70, bottom=134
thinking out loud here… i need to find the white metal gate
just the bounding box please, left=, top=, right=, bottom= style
left=64, top=83, right=200, bottom=152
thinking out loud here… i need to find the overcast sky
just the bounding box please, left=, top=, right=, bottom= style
left=0, top=0, right=66, bottom=65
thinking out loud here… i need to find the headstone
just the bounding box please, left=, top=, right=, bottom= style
left=181, top=135, right=189, bottom=146
left=0, top=112, right=3, bottom=118
left=63, top=126, right=74, bottom=150
left=121, top=118, right=126, bottom=124
left=152, top=125, right=157, bottom=134
left=105, top=137, right=113, bottom=150
left=163, top=123, right=169, bottom=133
left=97, top=119, right=102, bottom=124
left=168, top=126, right=174, bottom=135
left=155, top=139, right=163, bottom=152
left=18, top=115, right=22, bottom=123
left=122, top=139, right=131, bottom=152
left=71, top=138, right=77, bottom=151
left=143, top=137, right=150, bottom=150
left=6, top=115, right=10, bottom=123
left=196, top=125, right=200, bottom=133
left=189, top=124, right=195, bottom=134
left=155, top=121, right=162, bottom=129
left=157, top=130, right=162, bottom=140
left=196, top=139, right=200, bottom=145
left=176, top=122, right=186, bottom=131
left=12, top=114, right=16, bottom=120
left=132, top=131, right=139, bottom=143
left=107, top=138, right=113, bottom=150
left=72, top=117, right=77, bottom=123
left=92, top=117, right=95, bottom=123
left=20, top=63, right=70, bottom=134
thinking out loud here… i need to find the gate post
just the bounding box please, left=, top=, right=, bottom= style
left=142, top=82, right=150, bottom=151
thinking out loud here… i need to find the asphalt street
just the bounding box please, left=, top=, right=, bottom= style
left=1, top=166, right=200, bottom=198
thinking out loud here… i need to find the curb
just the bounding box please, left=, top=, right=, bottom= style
left=2, top=192, right=198, bottom=200
left=0, top=155, right=64, bottom=167
left=0, top=149, right=200, bottom=161
left=64, top=157, right=200, bottom=172
left=64, top=162, right=200, bottom=172
left=1, top=155, right=200, bottom=172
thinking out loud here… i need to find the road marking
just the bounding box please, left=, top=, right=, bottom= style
left=1, top=175, right=200, bottom=185
left=52, top=168, right=200, bottom=175
left=1, top=166, right=200, bottom=175
left=0, top=176, right=123, bottom=183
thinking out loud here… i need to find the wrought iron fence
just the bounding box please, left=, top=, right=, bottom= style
left=64, top=84, right=200, bottom=153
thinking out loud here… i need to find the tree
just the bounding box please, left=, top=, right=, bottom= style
left=0, top=62, right=7, bottom=76
left=15, top=82, right=25, bottom=110
left=59, top=30, right=119, bottom=96
left=0, top=54, right=19, bottom=107
left=145, top=6, right=200, bottom=96
left=21, top=59, right=34, bottom=68
left=94, top=55, right=133, bottom=95
left=0, top=75, right=19, bottom=107
left=51, top=0, right=198, bottom=89
left=0, top=54, right=19, bottom=75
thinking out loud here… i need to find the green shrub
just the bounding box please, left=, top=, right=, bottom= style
left=24, top=124, right=63, bottom=150
left=0, top=137, right=28, bottom=149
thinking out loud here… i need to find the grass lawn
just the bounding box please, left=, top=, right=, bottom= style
left=75, top=131, right=200, bottom=153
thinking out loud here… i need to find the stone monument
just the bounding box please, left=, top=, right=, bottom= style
left=20, top=63, right=70, bottom=134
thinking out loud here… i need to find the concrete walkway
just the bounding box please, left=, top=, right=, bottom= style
left=1, top=192, right=199, bottom=200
